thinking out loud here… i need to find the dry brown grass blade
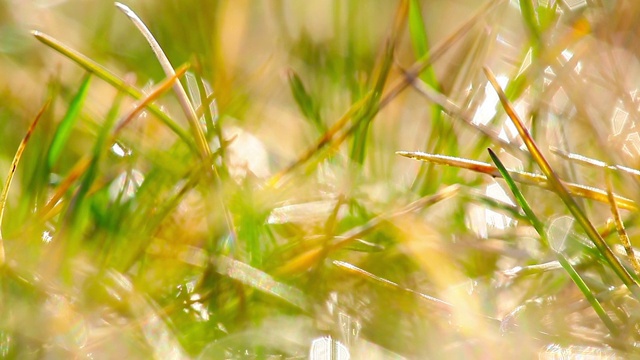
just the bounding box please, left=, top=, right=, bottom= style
left=396, top=151, right=637, bottom=211
left=0, top=101, right=48, bottom=265
left=605, top=171, right=640, bottom=276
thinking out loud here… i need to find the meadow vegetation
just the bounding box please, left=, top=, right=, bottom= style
left=1, top=0, right=639, bottom=358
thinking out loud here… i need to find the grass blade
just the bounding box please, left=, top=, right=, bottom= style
left=287, top=68, right=322, bottom=131
left=46, top=74, right=91, bottom=169
left=491, top=148, right=618, bottom=335
left=115, top=2, right=212, bottom=163
left=32, top=30, right=196, bottom=153
left=0, top=101, right=48, bottom=265
left=396, top=151, right=637, bottom=211
left=546, top=218, right=619, bottom=336
left=213, top=255, right=310, bottom=312
left=408, top=0, right=456, bottom=194
left=483, top=66, right=640, bottom=300
left=605, top=170, right=640, bottom=276
left=488, top=148, right=548, bottom=248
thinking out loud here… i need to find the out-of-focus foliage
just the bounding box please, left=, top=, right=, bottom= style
left=1, top=0, right=640, bottom=358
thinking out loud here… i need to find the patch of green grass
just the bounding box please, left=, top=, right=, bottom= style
left=2, top=0, right=640, bottom=358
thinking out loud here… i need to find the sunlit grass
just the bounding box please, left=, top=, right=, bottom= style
left=2, top=0, right=640, bottom=358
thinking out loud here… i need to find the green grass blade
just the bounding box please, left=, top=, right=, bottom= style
left=349, top=40, right=394, bottom=164
left=213, top=255, right=310, bottom=312
left=488, top=148, right=548, bottom=249
left=547, top=218, right=619, bottom=336
left=32, top=30, right=196, bottom=154
left=483, top=66, right=640, bottom=300
left=46, top=74, right=92, bottom=169
left=408, top=0, right=456, bottom=194
left=491, top=148, right=619, bottom=335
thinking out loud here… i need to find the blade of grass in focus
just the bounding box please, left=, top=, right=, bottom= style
left=487, top=148, right=547, bottom=249
left=490, top=148, right=618, bottom=336
left=484, top=66, right=640, bottom=300
left=395, top=151, right=637, bottom=211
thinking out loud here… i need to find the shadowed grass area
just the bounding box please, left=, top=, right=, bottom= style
left=2, top=0, right=640, bottom=358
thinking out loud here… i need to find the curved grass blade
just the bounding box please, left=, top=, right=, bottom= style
left=47, top=74, right=91, bottom=169
left=483, top=66, right=640, bottom=300
left=287, top=68, right=322, bottom=131
left=396, top=151, right=637, bottom=211
left=114, top=2, right=211, bottom=163
left=0, top=101, right=48, bottom=265
left=114, top=3, right=237, bottom=244
left=31, top=30, right=196, bottom=154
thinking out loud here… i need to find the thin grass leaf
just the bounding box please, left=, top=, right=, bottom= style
left=41, top=67, right=189, bottom=222
left=488, top=148, right=548, bottom=248
left=332, top=260, right=453, bottom=313
left=550, top=146, right=640, bottom=178
left=491, top=148, right=618, bottom=335
left=46, top=74, right=91, bottom=169
left=0, top=101, right=48, bottom=265
left=114, top=2, right=211, bottom=163
left=483, top=66, right=640, bottom=300
left=396, top=151, right=637, bottom=211
left=605, top=170, right=640, bottom=276
left=518, top=0, right=542, bottom=48
left=270, top=0, right=502, bottom=186
left=114, top=3, right=238, bottom=246
left=408, top=0, right=456, bottom=194
left=32, top=31, right=196, bottom=153
left=350, top=40, right=394, bottom=164
left=213, top=255, right=310, bottom=312
left=546, top=218, right=619, bottom=336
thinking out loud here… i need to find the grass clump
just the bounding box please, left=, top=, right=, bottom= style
left=2, top=0, right=640, bottom=358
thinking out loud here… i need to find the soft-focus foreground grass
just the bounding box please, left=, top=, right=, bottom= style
left=2, top=0, right=640, bottom=358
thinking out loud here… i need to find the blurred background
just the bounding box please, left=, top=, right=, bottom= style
left=3, top=0, right=640, bottom=358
